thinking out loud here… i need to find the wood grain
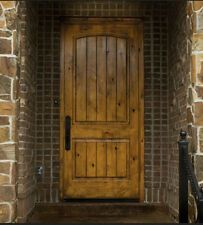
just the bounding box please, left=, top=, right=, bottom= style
left=96, top=142, right=107, bottom=177
left=76, top=38, right=87, bottom=121
left=97, top=36, right=107, bottom=121
left=107, top=142, right=117, bottom=177
left=106, top=37, right=117, bottom=121
left=75, top=142, right=87, bottom=177
left=117, top=142, right=127, bottom=177
left=86, top=142, right=97, bottom=177
left=60, top=19, right=144, bottom=200
left=87, top=37, right=97, bottom=121
left=117, top=38, right=127, bottom=121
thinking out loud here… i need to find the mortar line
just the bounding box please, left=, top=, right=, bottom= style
left=34, top=2, right=39, bottom=202
left=50, top=2, right=54, bottom=202
left=159, top=7, right=163, bottom=193
left=151, top=9, right=154, bottom=203
left=42, top=5, right=45, bottom=189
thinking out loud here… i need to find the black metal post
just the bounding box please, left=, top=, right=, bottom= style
left=178, top=130, right=189, bottom=223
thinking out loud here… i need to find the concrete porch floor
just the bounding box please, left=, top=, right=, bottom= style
left=27, top=202, right=174, bottom=223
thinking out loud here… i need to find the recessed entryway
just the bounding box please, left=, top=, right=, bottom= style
left=1, top=0, right=194, bottom=223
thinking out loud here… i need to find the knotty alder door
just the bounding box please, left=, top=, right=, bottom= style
left=60, top=19, right=144, bottom=200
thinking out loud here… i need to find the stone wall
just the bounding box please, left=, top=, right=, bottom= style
left=186, top=1, right=203, bottom=221
left=16, top=1, right=38, bottom=222
left=167, top=1, right=191, bottom=220
left=0, top=1, right=18, bottom=223
left=36, top=0, right=169, bottom=204
left=190, top=1, right=203, bottom=184
left=167, top=1, right=203, bottom=221
left=0, top=1, right=38, bottom=222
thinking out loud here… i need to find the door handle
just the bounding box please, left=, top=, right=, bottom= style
left=65, top=116, right=71, bottom=150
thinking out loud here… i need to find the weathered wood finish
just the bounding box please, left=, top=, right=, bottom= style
left=75, top=36, right=128, bottom=122
left=60, top=18, right=144, bottom=200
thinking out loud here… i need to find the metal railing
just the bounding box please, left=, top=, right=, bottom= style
left=178, top=130, right=203, bottom=223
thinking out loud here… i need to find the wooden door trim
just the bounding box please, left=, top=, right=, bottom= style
left=60, top=18, right=144, bottom=202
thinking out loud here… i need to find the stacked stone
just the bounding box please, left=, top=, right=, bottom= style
left=0, top=1, right=17, bottom=223
left=188, top=2, right=203, bottom=186
left=174, top=1, right=203, bottom=223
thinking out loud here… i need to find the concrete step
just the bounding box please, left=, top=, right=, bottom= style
left=28, top=202, right=174, bottom=223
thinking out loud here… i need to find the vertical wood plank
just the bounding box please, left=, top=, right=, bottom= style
left=129, top=27, right=139, bottom=197
left=76, top=38, right=87, bottom=121
left=96, top=142, right=107, bottom=177
left=75, top=142, right=87, bottom=177
left=86, top=142, right=97, bottom=177
left=97, top=36, right=107, bottom=121
left=106, top=37, right=117, bottom=121
left=107, top=142, right=117, bottom=177
left=117, top=38, right=127, bottom=121
left=87, top=37, right=97, bottom=121
left=117, top=143, right=127, bottom=177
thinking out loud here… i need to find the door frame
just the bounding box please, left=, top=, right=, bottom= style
left=60, top=17, right=144, bottom=202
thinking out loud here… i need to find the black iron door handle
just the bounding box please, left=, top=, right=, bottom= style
left=65, top=116, right=71, bottom=150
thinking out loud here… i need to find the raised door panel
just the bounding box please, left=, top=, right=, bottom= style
left=74, top=140, right=129, bottom=178
left=74, top=36, right=128, bottom=123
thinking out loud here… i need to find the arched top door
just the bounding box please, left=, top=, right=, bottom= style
left=60, top=19, right=144, bottom=200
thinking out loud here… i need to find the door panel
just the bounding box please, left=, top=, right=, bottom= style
left=74, top=140, right=129, bottom=178
left=61, top=19, right=143, bottom=199
left=75, top=36, right=128, bottom=123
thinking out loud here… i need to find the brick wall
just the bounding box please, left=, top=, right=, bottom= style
left=16, top=1, right=38, bottom=222
left=36, top=0, right=169, bottom=204
left=0, top=1, right=18, bottom=223
left=167, top=1, right=203, bottom=221
left=167, top=1, right=192, bottom=221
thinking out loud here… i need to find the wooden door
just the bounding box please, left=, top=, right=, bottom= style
left=60, top=18, right=144, bottom=200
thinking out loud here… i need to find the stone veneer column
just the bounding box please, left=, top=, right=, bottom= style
left=187, top=1, right=203, bottom=183
left=184, top=2, right=203, bottom=222
left=0, top=1, right=18, bottom=223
